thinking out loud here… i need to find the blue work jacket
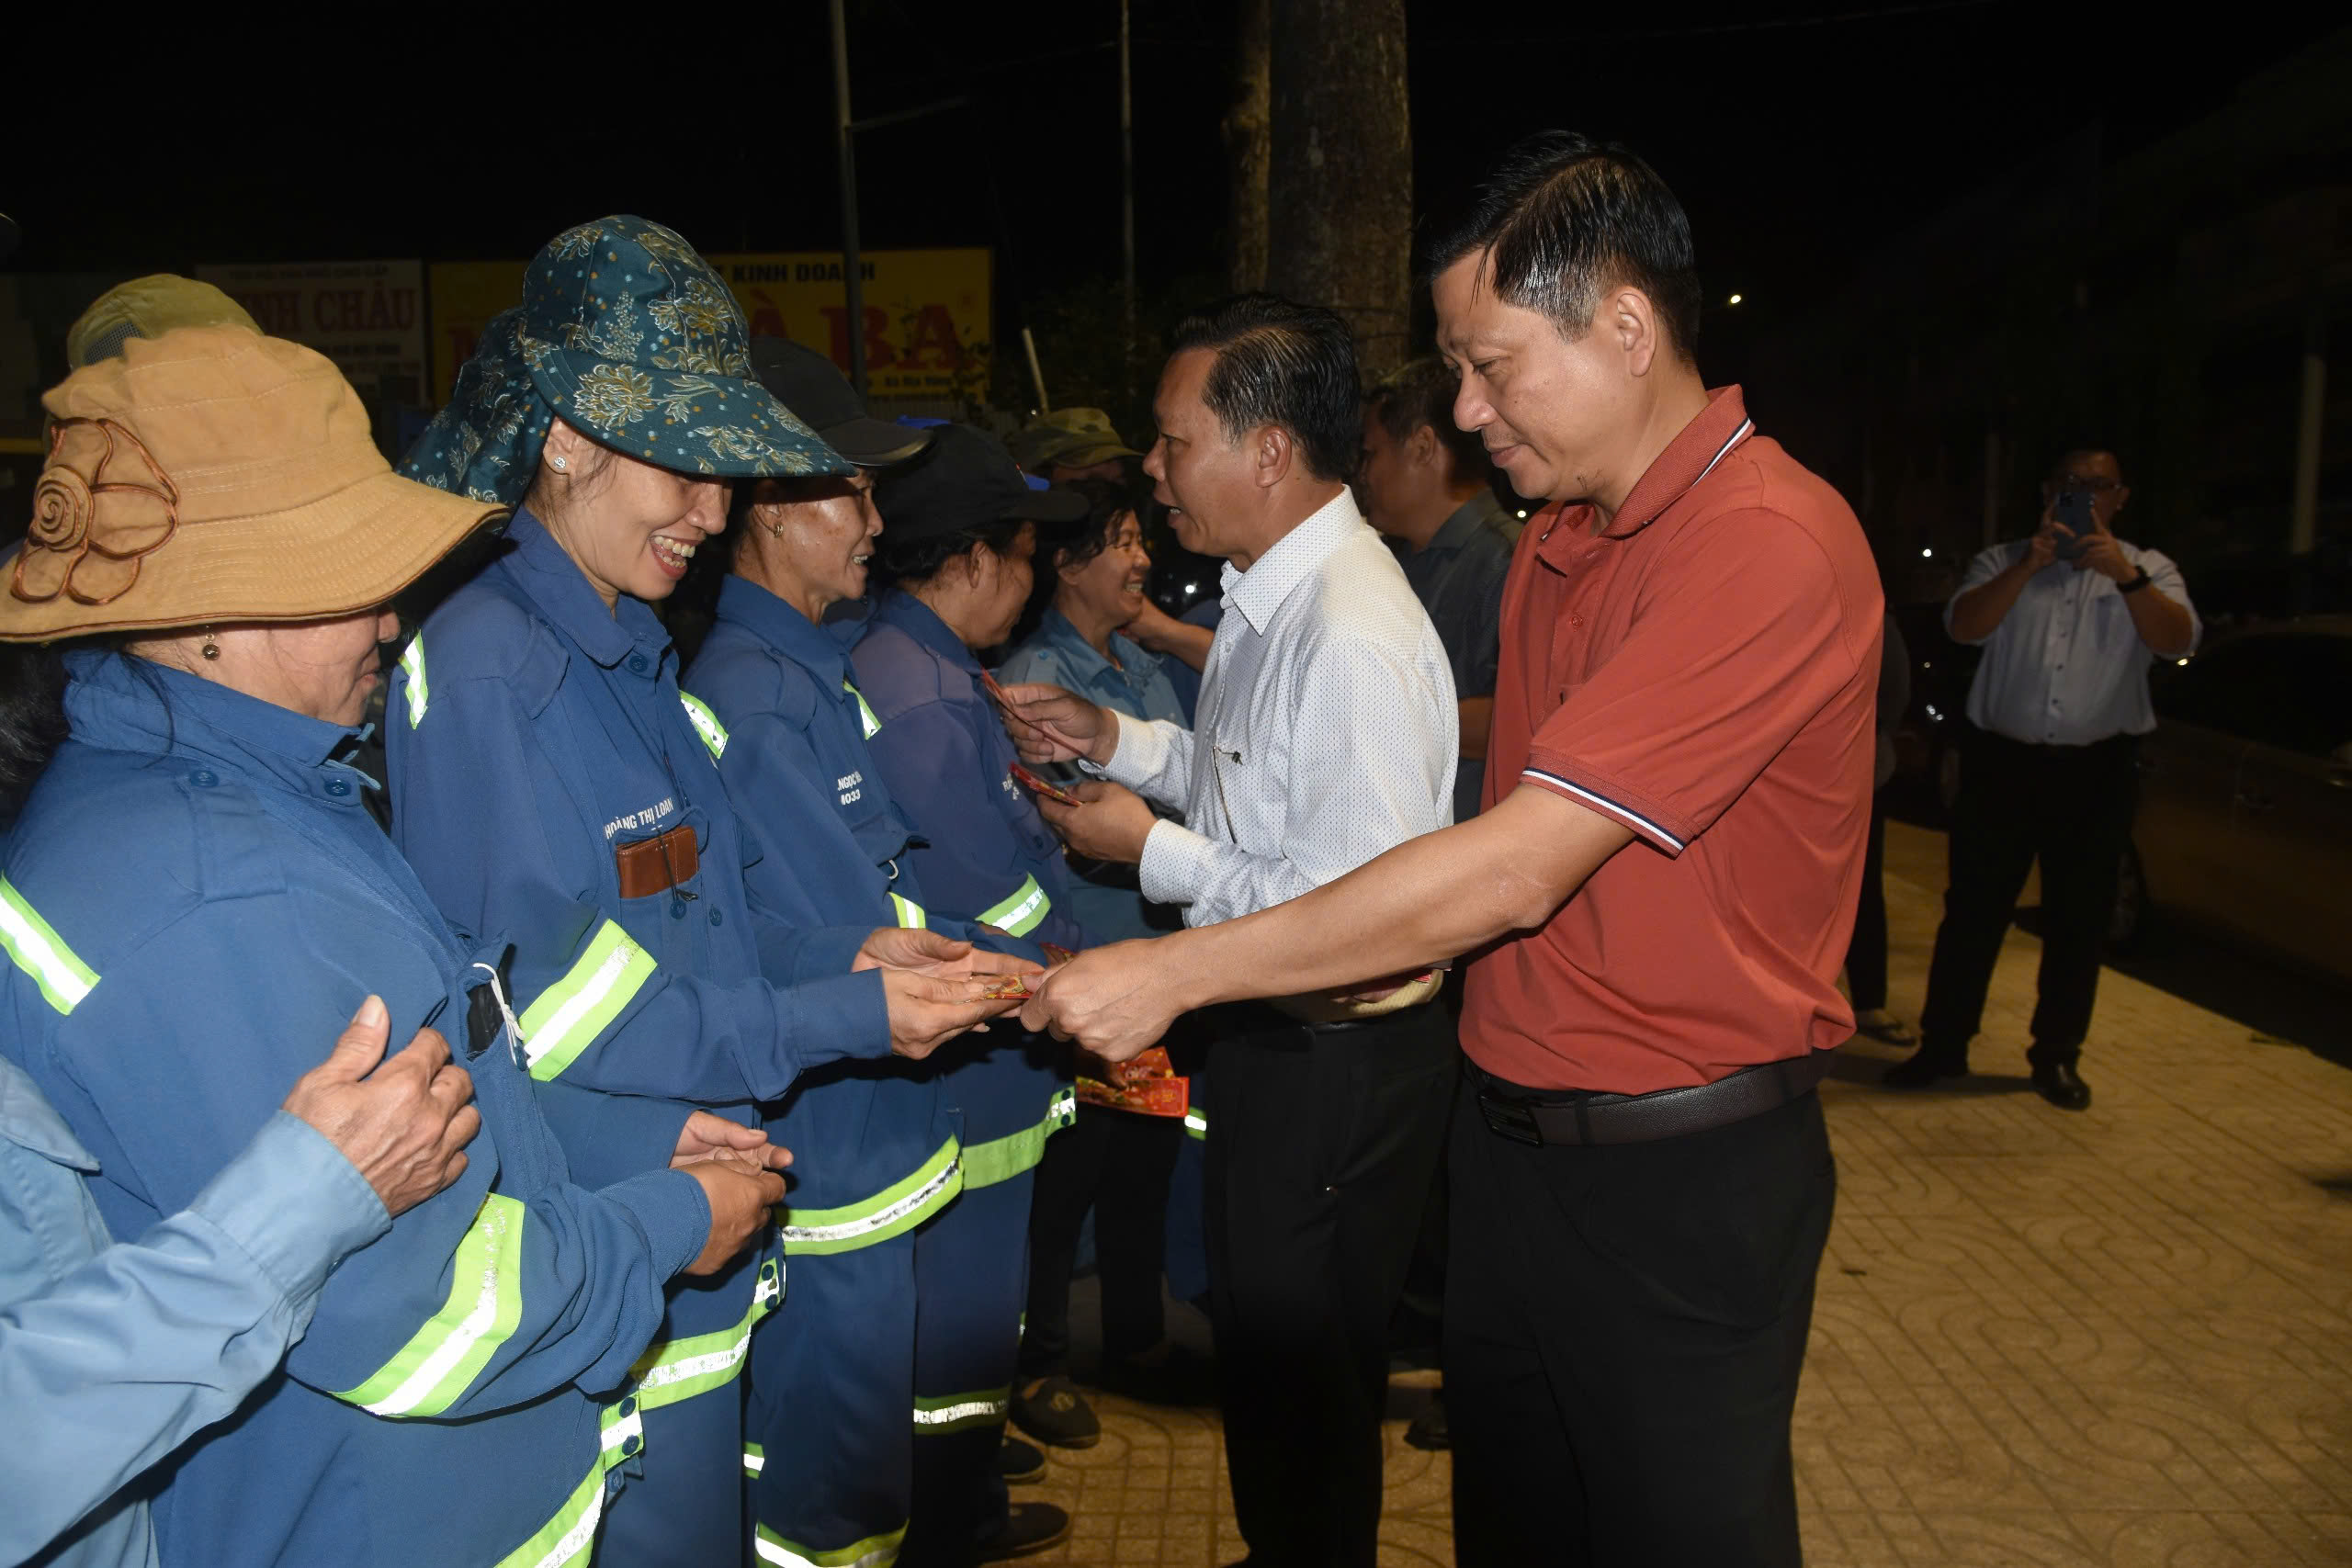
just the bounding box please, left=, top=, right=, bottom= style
left=389, top=512, right=889, bottom=1115
left=848, top=592, right=1091, bottom=956
left=0, top=654, right=707, bottom=1568
left=0, top=1059, right=384, bottom=1568
left=688, top=578, right=1069, bottom=1221
left=846, top=592, right=1080, bottom=1156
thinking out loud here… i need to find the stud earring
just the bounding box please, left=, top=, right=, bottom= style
left=200, top=629, right=220, bottom=661
left=549, top=455, right=569, bottom=472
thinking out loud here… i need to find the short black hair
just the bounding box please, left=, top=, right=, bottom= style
left=1166, top=293, right=1362, bottom=484
left=1365, top=356, right=1492, bottom=486
left=1429, top=131, right=1702, bottom=363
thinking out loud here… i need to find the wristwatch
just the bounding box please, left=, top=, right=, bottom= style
left=2118, top=569, right=2154, bottom=594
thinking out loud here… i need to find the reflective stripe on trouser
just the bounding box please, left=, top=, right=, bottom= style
left=489, top=1397, right=641, bottom=1568
left=748, top=1228, right=918, bottom=1563
left=758, top=1524, right=906, bottom=1568
left=906, top=1167, right=1033, bottom=1560
left=975, top=874, right=1049, bottom=938
left=780, top=1138, right=962, bottom=1256
left=517, top=920, right=658, bottom=1081
left=598, top=1242, right=768, bottom=1568
left=0, top=875, right=99, bottom=1015
left=629, top=1252, right=781, bottom=1412
left=1185, top=1107, right=1208, bottom=1141
left=958, top=1085, right=1075, bottom=1190
left=743, top=1442, right=766, bottom=1477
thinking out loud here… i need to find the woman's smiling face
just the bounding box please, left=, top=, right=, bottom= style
left=537, top=421, right=730, bottom=608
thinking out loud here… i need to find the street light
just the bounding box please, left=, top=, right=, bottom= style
left=1726, top=293, right=1743, bottom=306
left=1920, top=547, right=1934, bottom=558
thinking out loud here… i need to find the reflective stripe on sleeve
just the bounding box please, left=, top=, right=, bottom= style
left=742, top=1442, right=765, bottom=1477
left=337, top=1192, right=526, bottom=1416
left=959, top=1085, right=1076, bottom=1190
left=844, top=680, right=882, bottom=739
left=681, top=692, right=729, bottom=760
left=0, top=877, right=98, bottom=1015
left=518, top=920, right=658, bottom=1081
left=756, top=1523, right=905, bottom=1568
left=888, top=893, right=928, bottom=930
left=628, top=1254, right=781, bottom=1412
left=491, top=1398, right=639, bottom=1568
left=1184, top=1108, right=1207, bottom=1141
left=779, top=1139, right=961, bottom=1256
left=975, top=875, right=1049, bottom=938
left=911, top=1385, right=1012, bottom=1435
left=400, top=637, right=429, bottom=728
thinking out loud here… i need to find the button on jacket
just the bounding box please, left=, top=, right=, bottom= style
left=0, top=1059, right=385, bottom=1568
left=0, top=655, right=706, bottom=1568
left=1094, top=489, right=1458, bottom=927
left=849, top=591, right=1092, bottom=954
left=1948, top=538, right=2199, bottom=746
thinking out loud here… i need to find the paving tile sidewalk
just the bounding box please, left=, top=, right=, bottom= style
left=1009, top=820, right=2352, bottom=1565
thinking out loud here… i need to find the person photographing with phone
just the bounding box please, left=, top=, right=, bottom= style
left=1885, top=447, right=2198, bottom=1109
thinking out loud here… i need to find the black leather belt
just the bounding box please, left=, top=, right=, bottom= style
left=1472, top=1052, right=1830, bottom=1146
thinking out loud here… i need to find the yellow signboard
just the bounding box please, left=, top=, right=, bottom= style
left=428, top=249, right=990, bottom=409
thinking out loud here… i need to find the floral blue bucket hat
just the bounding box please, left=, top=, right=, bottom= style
left=401, top=215, right=851, bottom=504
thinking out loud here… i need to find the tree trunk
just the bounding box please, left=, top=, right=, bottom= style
left=1265, top=0, right=1412, bottom=376
left=1223, top=0, right=1272, bottom=295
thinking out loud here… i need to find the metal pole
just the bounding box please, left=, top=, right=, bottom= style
left=1120, top=0, right=1136, bottom=394
left=1023, top=327, right=1051, bottom=413
left=830, top=0, right=867, bottom=397
left=2291, top=308, right=2325, bottom=558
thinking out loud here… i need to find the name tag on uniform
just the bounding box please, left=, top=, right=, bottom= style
left=615, top=823, right=700, bottom=900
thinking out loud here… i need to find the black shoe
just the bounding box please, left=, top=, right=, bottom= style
left=1009, top=1374, right=1099, bottom=1449
left=998, top=1436, right=1046, bottom=1484
left=2030, top=1058, right=2092, bottom=1111
left=1883, top=1050, right=1966, bottom=1089
left=1403, top=1392, right=1450, bottom=1451
left=975, top=1502, right=1072, bottom=1561
left=1097, top=1341, right=1216, bottom=1406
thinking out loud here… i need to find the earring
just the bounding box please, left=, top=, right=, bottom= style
left=200, top=629, right=220, bottom=661
left=549, top=455, right=569, bottom=472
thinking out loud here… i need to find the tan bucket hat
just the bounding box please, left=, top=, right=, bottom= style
left=0, top=325, right=504, bottom=642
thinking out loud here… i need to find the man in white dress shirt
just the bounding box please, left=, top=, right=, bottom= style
left=1001, top=294, right=1458, bottom=1568
left=1886, top=447, right=2198, bottom=1110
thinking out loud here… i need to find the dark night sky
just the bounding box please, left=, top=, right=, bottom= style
left=8, top=2, right=2341, bottom=354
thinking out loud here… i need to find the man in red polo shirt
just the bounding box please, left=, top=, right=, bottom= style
left=1013, top=130, right=1880, bottom=1565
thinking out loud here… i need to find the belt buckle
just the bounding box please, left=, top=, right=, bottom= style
left=1477, top=1091, right=1545, bottom=1146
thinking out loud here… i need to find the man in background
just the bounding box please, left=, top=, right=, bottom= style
left=1360, top=355, right=1521, bottom=827
left=1887, top=448, right=2198, bottom=1110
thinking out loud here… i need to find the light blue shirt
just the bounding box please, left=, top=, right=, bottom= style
left=0, top=1059, right=388, bottom=1568
left=1949, top=537, right=2199, bottom=747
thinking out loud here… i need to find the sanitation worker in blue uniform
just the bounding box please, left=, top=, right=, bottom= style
left=391, top=220, right=1022, bottom=1567
left=846, top=425, right=1102, bottom=1562
left=684, top=350, right=1072, bottom=1565
left=0, top=325, right=788, bottom=1568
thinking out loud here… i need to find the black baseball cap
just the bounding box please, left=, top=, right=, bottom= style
left=748, top=337, right=932, bottom=467
left=873, top=423, right=1091, bottom=542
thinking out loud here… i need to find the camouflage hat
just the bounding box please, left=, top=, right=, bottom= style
left=401, top=216, right=851, bottom=505
left=66, top=275, right=260, bottom=369
left=1007, top=407, right=1142, bottom=473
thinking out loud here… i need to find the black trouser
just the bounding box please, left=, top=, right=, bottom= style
left=1919, top=727, right=2139, bottom=1064
left=1845, top=795, right=1891, bottom=1012
left=1018, top=1101, right=1182, bottom=1377
left=1203, top=1005, right=1453, bottom=1568
left=1447, top=1077, right=1836, bottom=1568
